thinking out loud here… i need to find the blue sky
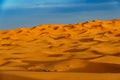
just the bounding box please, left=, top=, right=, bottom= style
left=0, top=0, right=120, bottom=30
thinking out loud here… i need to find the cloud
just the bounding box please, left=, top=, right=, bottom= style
left=33, top=1, right=119, bottom=8
left=0, top=0, right=120, bottom=10
left=2, top=0, right=119, bottom=10
left=2, top=0, right=85, bottom=9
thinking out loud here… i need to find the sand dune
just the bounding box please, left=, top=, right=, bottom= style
left=1, top=19, right=120, bottom=79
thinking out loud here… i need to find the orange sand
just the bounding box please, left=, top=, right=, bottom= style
left=1, top=19, right=120, bottom=80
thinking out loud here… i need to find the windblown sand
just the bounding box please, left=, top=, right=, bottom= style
left=1, top=19, right=120, bottom=80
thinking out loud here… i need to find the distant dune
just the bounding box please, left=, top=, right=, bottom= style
left=1, top=19, right=120, bottom=80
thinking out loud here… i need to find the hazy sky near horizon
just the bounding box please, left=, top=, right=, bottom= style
left=0, top=0, right=120, bottom=30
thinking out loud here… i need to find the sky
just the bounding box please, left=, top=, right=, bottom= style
left=0, top=0, right=120, bottom=30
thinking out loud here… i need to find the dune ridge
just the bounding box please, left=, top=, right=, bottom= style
left=0, top=19, right=120, bottom=73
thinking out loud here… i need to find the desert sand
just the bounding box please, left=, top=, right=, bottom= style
left=1, top=19, right=120, bottom=80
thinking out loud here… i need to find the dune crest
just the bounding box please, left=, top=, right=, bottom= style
left=0, top=19, right=120, bottom=72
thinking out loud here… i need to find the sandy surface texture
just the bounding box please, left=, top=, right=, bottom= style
left=1, top=71, right=120, bottom=80
left=0, top=19, right=120, bottom=79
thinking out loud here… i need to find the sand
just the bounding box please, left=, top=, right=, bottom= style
left=1, top=71, right=120, bottom=80
left=0, top=19, right=120, bottom=80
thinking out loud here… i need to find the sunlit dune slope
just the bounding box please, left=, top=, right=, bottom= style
left=0, top=19, right=120, bottom=72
